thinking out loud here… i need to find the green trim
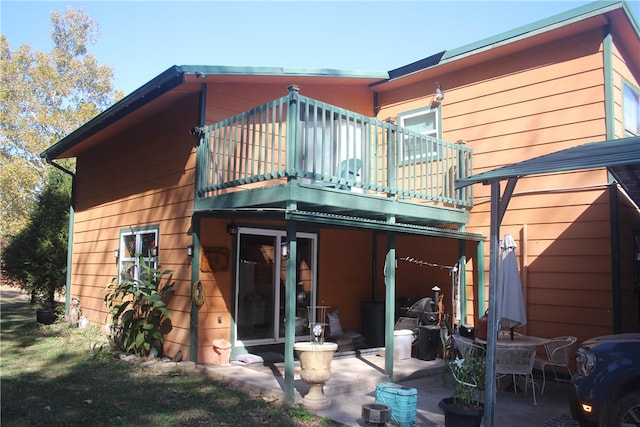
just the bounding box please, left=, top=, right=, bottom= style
left=477, top=240, right=486, bottom=314
left=604, top=25, right=615, bottom=140
left=179, top=65, right=387, bottom=80
left=190, top=215, right=201, bottom=363
left=384, top=233, right=396, bottom=377
left=380, top=1, right=633, bottom=85
left=458, top=241, right=467, bottom=324
left=64, top=203, right=74, bottom=315
left=284, top=221, right=297, bottom=404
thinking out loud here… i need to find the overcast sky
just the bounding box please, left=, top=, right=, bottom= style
left=2, top=1, right=639, bottom=95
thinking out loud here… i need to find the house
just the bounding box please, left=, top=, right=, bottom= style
left=42, top=0, right=639, bottom=388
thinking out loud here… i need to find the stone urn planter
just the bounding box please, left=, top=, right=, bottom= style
left=294, top=341, right=338, bottom=409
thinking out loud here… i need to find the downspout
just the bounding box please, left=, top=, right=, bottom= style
left=44, top=157, right=75, bottom=316
left=603, top=23, right=622, bottom=333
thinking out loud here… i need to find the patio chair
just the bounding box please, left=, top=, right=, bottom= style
left=495, top=345, right=538, bottom=405
left=452, top=335, right=485, bottom=360
left=533, top=336, right=577, bottom=394
left=335, top=158, right=362, bottom=190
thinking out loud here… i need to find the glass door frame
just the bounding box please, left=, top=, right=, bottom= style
left=234, top=227, right=318, bottom=346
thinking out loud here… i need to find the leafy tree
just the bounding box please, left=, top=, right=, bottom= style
left=0, top=7, right=122, bottom=242
left=3, top=169, right=72, bottom=307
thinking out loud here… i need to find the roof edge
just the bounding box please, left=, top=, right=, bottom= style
left=179, top=65, right=388, bottom=79
left=377, top=0, right=634, bottom=85
left=41, top=66, right=185, bottom=160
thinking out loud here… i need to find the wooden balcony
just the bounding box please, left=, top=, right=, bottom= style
left=194, top=87, right=473, bottom=228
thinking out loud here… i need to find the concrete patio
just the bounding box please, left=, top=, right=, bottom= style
left=200, top=350, right=578, bottom=427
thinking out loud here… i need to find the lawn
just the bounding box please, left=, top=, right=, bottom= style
left=0, top=296, right=335, bottom=426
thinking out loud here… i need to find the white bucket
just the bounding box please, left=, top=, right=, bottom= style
left=393, top=329, right=413, bottom=360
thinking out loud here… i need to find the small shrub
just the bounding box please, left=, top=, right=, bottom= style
left=104, top=257, right=174, bottom=357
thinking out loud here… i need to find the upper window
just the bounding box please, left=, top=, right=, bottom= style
left=623, top=83, right=639, bottom=137
left=118, top=226, right=159, bottom=282
left=398, top=106, right=440, bottom=162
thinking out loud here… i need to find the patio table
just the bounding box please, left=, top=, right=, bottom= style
left=476, top=334, right=550, bottom=347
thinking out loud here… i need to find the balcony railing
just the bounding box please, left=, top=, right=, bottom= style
left=195, top=87, right=473, bottom=208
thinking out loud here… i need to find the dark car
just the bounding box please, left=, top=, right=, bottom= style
left=569, top=333, right=640, bottom=426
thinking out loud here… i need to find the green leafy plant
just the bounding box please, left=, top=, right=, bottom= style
left=104, top=257, right=174, bottom=357
left=447, top=347, right=486, bottom=408
left=2, top=169, right=71, bottom=308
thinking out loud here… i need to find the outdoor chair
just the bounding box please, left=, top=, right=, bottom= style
left=452, top=335, right=485, bottom=360
left=533, top=336, right=577, bottom=394
left=495, top=345, right=538, bottom=405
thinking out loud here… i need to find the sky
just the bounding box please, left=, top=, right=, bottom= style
left=2, top=0, right=640, bottom=96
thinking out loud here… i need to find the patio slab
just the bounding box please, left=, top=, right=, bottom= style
left=200, top=351, right=577, bottom=426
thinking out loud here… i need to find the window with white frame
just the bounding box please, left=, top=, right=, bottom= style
left=118, top=227, right=159, bottom=282
left=623, top=83, right=639, bottom=136
left=398, top=106, right=441, bottom=162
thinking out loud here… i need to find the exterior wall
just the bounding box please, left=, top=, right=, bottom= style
left=204, top=82, right=375, bottom=125
left=377, top=27, right=624, bottom=343
left=71, top=93, right=199, bottom=359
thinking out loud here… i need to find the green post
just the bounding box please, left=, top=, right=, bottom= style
left=385, top=230, right=396, bottom=377
left=189, top=215, right=201, bottom=363
left=284, top=220, right=297, bottom=404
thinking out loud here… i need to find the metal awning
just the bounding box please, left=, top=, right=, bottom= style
left=454, top=135, right=640, bottom=427
left=455, top=136, right=640, bottom=206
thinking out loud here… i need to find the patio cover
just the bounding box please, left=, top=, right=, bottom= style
left=454, top=135, right=640, bottom=427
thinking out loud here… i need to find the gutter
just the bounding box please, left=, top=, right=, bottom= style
left=40, top=66, right=185, bottom=160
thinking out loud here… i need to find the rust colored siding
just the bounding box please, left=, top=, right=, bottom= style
left=70, top=93, right=199, bottom=359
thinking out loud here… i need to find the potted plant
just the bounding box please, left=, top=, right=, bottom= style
left=438, top=345, right=485, bottom=427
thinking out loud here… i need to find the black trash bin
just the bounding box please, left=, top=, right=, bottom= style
left=417, top=325, right=441, bottom=361
left=361, top=302, right=385, bottom=348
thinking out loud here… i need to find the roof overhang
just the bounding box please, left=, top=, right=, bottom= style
left=40, top=66, right=387, bottom=160
left=371, top=0, right=639, bottom=92
left=455, top=136, right=640, bottom=207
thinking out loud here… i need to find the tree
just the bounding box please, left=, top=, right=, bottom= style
left=3, top=168, right=72, bottom=306
left=0, top=7, right=122, bottom=242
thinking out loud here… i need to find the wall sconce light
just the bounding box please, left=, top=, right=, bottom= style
left=114, top=249, right=120, bottom=259
left=434, top=82, right=444, bottom=102
left=187, top=245, right=194, bottom=257
left=150, top=246, right=158, bottom=257
left=281, top=241, right=289, bottom=259
left=227, top=222, right=238, bottom=235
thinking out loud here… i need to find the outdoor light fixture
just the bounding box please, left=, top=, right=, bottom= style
left=150, top=246, right=158, bottom=257
left=226, top=222, right=238, bottom=235
left=281, top=241, right=289, bottom=259
left=114, top=249, right=120, bottom=259
left=187, top=245, right=194, bottom=257
left=434, top=82, right=444, bottom=102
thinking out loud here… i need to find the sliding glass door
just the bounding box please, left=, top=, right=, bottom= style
left=235, top=228, right=317, bottom=345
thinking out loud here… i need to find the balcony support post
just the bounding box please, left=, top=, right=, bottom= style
left=286, top=85, right=301, bottom=179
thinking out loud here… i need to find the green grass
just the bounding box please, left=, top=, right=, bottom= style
left=0, top=298, right=335, bottom=426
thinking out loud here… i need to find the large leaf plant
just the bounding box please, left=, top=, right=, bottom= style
left=104, top=257, right=174, bottom=357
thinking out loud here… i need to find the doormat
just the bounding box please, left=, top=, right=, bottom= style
left=537, top=414, right=579, bottom=427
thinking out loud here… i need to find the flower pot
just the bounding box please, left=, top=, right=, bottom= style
left=438, top=397, right=484, bottom=427
left=36, top=308, right=56, bottom=325
left=294, top=341, right=338, bottom=409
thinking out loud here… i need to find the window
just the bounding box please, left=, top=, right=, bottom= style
left=398, top=106, right=441, bottom=162
left=623, top=83, right=639, bottom=136
left=118, top=227, right=159, bottom=282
